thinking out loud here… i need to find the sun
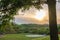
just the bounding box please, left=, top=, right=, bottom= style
left=34, top=9, right=46, bottom=21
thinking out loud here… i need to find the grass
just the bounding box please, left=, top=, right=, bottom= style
left=0, top=34, right=60, bottom=40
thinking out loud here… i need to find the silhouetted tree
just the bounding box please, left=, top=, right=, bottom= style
left=0, top=0, right=59, bottom=40
left=47, top=0, right=59, bottom=40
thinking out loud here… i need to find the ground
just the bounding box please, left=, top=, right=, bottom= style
left=0, top=34, right=60, bottom=40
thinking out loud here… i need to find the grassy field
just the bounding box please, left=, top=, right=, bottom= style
left=0, top=34, right=60, bottom=40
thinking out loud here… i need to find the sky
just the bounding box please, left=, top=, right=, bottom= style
left=14, top=1, right=60, bottom=24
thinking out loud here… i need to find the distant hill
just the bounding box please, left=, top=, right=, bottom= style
left=18, top=24, right=49, bottom=27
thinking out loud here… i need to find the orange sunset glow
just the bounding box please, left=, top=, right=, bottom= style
left=14, top=3, right=60, bottom=24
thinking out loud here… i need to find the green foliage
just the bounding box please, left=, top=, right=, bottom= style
left=1, top=23, right=60, bottom=35
left=58, top=25, right=60, bottom=33
left=10, top=24, right=50, bottom=34
left=0, top=0, right=44, bottom=34
left=10, top=24, right=60, bottom=35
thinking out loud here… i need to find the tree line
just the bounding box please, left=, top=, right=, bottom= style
left=0, top=24, right=60, bottom=35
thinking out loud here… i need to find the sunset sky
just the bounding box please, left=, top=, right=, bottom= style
left=14, top=2, right=60, bottom=24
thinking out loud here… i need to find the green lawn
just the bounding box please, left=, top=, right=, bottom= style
left=0, top=34, right=60, bottom=40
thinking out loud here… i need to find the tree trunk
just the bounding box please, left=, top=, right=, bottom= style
left=47, top=0, right=59, bottom=40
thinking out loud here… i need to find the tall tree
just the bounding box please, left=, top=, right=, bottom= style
left=0, top=0, right=42, bottom=34
left=0, top=0, right=59, bottom=40
left=47, top=0, right=59, bottom=40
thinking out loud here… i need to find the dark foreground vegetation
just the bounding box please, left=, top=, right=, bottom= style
left=0, top=24, right=60, bottom=35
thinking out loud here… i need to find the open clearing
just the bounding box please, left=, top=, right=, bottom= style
left=0, top=34, right=60, bottom=40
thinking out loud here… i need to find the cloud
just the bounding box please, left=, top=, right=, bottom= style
left=14, top=3, right=60, bottom=24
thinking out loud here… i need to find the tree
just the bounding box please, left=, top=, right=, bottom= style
left=47, top=0, right=59, bottom=40
left=0, top=0, right=59, bottom=40
left=0, top=0, right=17, bottom=33
left=0, top=0, right=42, bottom=33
